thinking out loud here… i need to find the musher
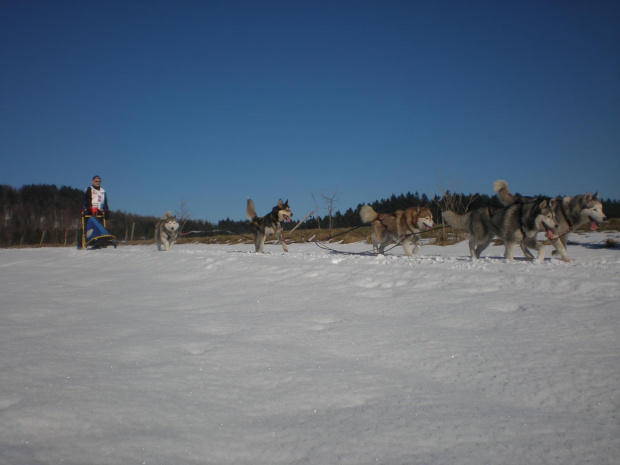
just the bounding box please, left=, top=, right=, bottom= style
left=83, top=175, right=109, bottom=219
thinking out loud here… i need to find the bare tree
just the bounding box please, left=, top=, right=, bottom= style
left=311, top=193, right=321, bottom=230
left=176, top=199, right=191, bottom=233
left=321, top=191, right=339, bottom=237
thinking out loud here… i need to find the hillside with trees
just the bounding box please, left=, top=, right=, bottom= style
left=1, top=184, right=618, bottom=247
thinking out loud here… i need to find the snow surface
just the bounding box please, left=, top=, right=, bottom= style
left=1, top=233, right=619, bottom=465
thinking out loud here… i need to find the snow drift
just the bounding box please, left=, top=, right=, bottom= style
left=1, top=233, right=618, bottom=465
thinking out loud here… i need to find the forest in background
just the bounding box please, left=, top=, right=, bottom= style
left=1, top=184, right=619, bottom=247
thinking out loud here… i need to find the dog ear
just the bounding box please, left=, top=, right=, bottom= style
left=416, top=206, right=420, bottom=214
left=278, top=199, right=283, bottom=207
left=583, top=193, right=592, bottom=204
left=593, top=191, right=600, bottom=200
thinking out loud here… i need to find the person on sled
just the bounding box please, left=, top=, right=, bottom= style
left=83, top=175, right=109, bottom=219
left=78, top=175, right=116, bottom=249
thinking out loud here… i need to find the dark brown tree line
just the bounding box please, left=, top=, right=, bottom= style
left=0, top=184, right=85, bottom=246
left=1, top=184, right=618, bottom=247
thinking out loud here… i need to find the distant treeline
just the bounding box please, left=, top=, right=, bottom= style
left=1, top=184, right=619, bottom=247
left=0, top=184, right=216, bottom=247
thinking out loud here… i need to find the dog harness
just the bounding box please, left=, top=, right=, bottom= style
left=558, top=200, right=572, bottom=229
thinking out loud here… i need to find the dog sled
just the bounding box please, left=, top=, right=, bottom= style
left=78, top=210, right=117, bottom=250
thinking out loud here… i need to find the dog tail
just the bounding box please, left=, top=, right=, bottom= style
left=360, top=205, right=378, bottom=223
left=493, top=179, right=516, bottom=206
left=246, top=198, right=257, bottom=221
left=162, top=211, right=173, bottom=219
left=442, top=210, right=472, bottom=230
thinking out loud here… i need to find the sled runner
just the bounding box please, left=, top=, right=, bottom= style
left=78, top=212, right=117, bottom=250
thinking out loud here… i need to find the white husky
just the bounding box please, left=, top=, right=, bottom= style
left=155, top=211, right=179, bottom=251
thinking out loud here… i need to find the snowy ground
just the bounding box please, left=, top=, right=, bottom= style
left=1, top=233, right=619, bottom=465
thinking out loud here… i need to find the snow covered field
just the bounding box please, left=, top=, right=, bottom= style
left=1, top=233, right=619, bottom=465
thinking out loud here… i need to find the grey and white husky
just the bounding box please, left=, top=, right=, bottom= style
left=155, top=211, right=179, bottom=251
left=443, top=198, right=558, bottom=261
left=494, top=180, right=606, bottom=261
left=246, top=198, right=293, bottom=253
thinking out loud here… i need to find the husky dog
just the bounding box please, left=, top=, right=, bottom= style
left=155, top=211, right=180, bottom=251
left=494, top=180, right=607, bottom=261
left=443, top=198, right=558, bottom=260
left=246, top=198, right=293, bottom=253
left=360, top=205, right=434, bottom=256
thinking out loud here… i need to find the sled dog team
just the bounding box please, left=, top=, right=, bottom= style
left=402, top=179, right=605, bottom=261
left=156, top=179, right=607, bottom=261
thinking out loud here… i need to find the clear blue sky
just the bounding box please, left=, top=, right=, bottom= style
left=1, top=0, right=618, bottom=223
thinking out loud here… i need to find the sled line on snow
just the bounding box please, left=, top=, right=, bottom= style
left=312, top=224, right=448, bottom=256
